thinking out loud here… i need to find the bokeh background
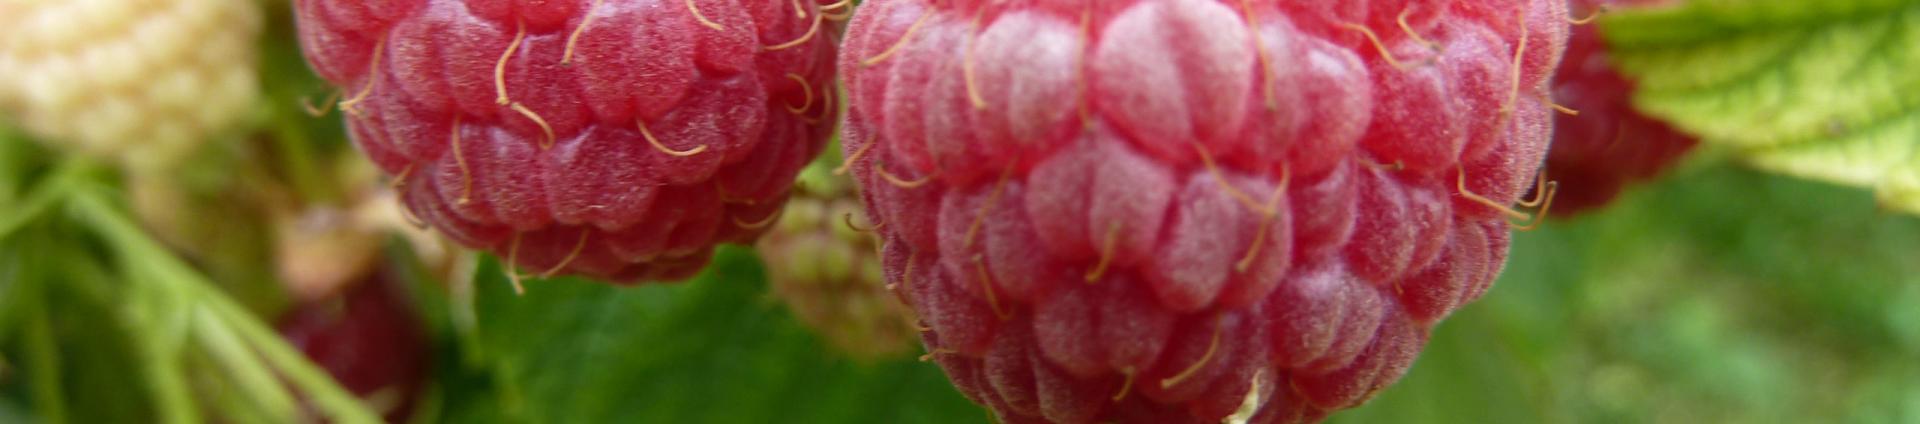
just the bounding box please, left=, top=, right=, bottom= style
left=3, top=0, right=1920, bottom=423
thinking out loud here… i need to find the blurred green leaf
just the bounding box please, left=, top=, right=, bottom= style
left=6, top=225, right=158, bottom=424
left=440, top=248, right=980, bottom=423
left=1603, top=0, right=1920, bottom=213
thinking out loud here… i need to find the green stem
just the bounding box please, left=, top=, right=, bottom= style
left=66, top=191, right=202, bottom=424
left=0, top=137, right=19, bottom=203
left=270, top=116, right=337, bottom=205
left=183, top=337, right=279, bottom=424
left=192, top=306, right=300, bottom=421
left=66, top=186, right=381, bottom=424
left=0, top=249, right=27, bottom=346
left=44, top=232, right=202, bottom=424
left=200, top=285, right=383, bottom=424
left=0, top=158, right=89, bottom=241
left=130, top=283, right=202, bottom=424
left=23, top=279, right=67, bottom=424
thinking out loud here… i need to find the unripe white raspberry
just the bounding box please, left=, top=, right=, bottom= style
left=0, top=0, right=263, bottom=170
left=757, top=163, right=919, bottom=360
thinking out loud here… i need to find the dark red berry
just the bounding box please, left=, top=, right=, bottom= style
left=1542, top=0, right=1696, bottom=216
left=278, top=273, right=429, bottom=423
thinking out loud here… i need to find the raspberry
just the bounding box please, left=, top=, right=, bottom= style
left=1542, top=0, right=1695, bottom=216
left=292, top=0, right=840, bottom=283
left=756, top=159, right=918, bottom=360
left=278, top=272, right=429, bottom=423
left=838, top=0, right=1564, bottom=422
left=0, top=0, right=263, bottom=171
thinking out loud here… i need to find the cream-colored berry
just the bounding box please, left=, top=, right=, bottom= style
left=756, top=163, right=918, bottom=360
left=0, top=0, right=262, bottom=171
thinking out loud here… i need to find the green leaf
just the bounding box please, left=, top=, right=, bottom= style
left=442, top=248, right=980, bottom=423
left=1601, top=0, right=1920, bottom=213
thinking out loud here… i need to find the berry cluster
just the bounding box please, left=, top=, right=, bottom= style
left=292, top=0, right=1570, bottom=421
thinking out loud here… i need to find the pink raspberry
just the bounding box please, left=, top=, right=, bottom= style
left=293, top=0, right=839, bottom=283
left=838, top=0, right=1565, bottom=422
left=1542, top=0, right=1696, bottom=216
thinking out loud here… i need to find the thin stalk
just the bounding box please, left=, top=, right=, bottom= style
left=200, top=285, right=382, bottom=424
left=23, top=283, right=67, bottom=424
left=192, top=307, right=301, bottom=421
left=270, top=117, right=338, bottom=205
left=184, top=340, right=279, bottom=424
left=0, top=158, right=89, bottom=241
left=67, top=186, right=381, bottom=424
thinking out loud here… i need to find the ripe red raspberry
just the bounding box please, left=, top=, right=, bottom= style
left=1543, top=0, right=1695, bottom=216
left=278, top=273, right=429, bottom=422
left=838, top=0, right=1565, bottom=422
left=292, top=0, right=839, bottom=283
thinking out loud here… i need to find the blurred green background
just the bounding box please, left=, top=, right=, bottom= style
left=4, top=1, right=1920, bottom=423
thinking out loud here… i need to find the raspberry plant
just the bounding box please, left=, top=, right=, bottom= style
left=0, top=0, right=1918, bottom=423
